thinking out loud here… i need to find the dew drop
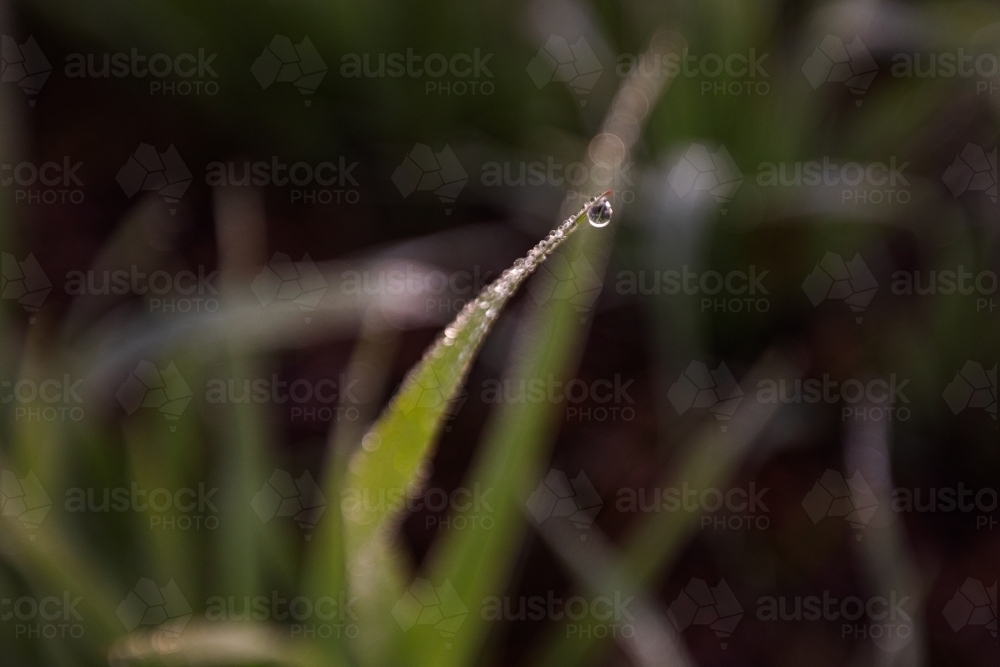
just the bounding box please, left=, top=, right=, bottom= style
left=587, top=200, right=613, bottom=228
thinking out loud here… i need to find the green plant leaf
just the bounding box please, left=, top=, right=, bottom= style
left=332, top=193, right=612, bottom=667
left=397, top=230, right=606, bottom=667
left=341, top=191, right=614, bottom=550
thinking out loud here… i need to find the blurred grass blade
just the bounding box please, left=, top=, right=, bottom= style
left=212, top=188, right=271, bottom=599
left=532, top=511, right=695, bottom=667
left=341, top=191, right=614, bottom=547
left=535, top=350, right=799, bottom=667
left=302, top=322, right=400, bottom=667
left=107, top=623, right=323, bottom=666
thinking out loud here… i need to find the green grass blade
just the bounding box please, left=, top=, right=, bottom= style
left=390, top=40, right=680, bottom=667
left=336, top=193, right=612, bottom=667
left=398, top=233, right=603, bottom=667
left=342, top=192, right=613, bottom=548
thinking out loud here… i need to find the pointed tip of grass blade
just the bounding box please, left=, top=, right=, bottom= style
left=343, top=192, right=614, bottom=539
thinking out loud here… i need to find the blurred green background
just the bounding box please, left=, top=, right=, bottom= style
left=0, top=0, right=997, bottom=666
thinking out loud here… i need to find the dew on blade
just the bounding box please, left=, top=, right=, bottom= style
left=587, top=199, right=613, bottom=228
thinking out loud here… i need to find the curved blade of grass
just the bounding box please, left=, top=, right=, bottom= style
left=341, top=190, right=613, bottom=547
left=398, top=240, right=600, bottom=667
left=394, top=35, right=682, bottom=667
left=336, top=193, right=610, bottom=667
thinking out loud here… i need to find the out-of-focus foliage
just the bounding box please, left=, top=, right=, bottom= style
left=0, top=1, right=997, bottom=666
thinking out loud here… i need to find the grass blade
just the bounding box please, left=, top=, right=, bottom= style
left=395, top=36, right=681, bottom=667
left=336, top=192, right=614, bottom=667
left=342, top=191, right=614, bottom=547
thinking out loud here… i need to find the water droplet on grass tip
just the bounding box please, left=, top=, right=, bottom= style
left=587, top=200, right=613, bottom=228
